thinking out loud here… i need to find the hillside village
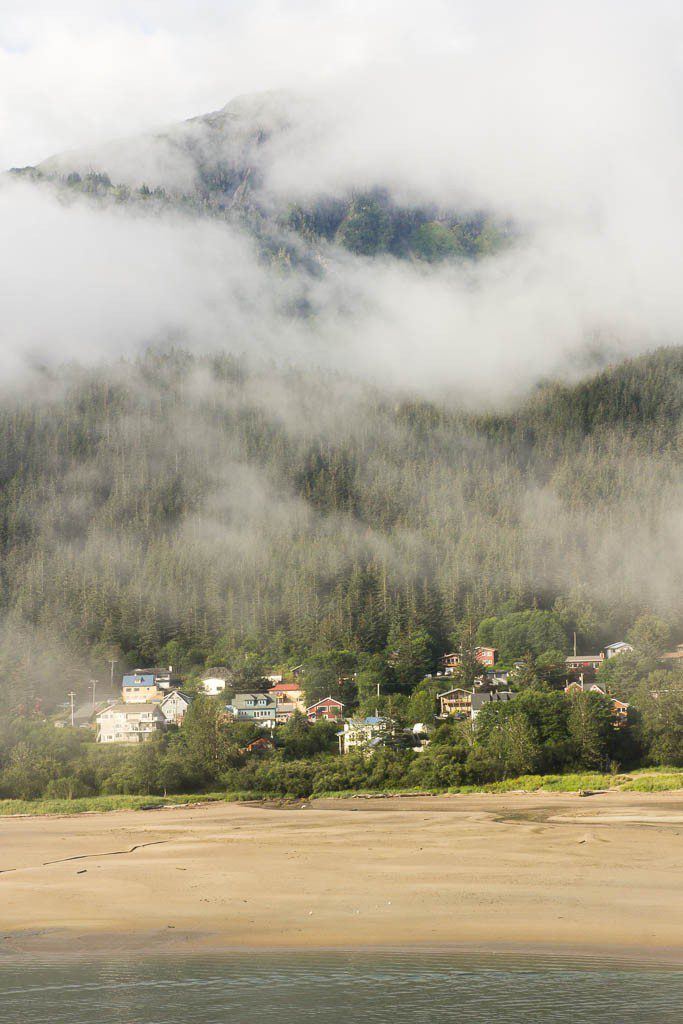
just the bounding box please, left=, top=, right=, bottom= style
left=79, top=638, right=646, bottom=753
left=4, top=608, right=683, bottom=802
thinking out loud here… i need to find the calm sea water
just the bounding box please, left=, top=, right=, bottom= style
left=0, top=951, right=682, bottom=1024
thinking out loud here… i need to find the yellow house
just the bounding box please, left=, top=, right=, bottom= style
left=121, top=673, right=163, bottom=704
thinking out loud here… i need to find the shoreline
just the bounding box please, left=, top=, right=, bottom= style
left=3, top=936, right=683, bottom=968
left=2, top=793, right=683, bottom=958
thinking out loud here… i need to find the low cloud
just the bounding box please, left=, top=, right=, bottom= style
left=2, top=2, right=683, bottom=398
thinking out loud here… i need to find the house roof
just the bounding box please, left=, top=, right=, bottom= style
left=134, top=665, right=179, bottom=675
left=122, top=674, right=158, bottom=687
left=307, top=696, right=344, bottom=710
left=98, top=703, right=164, bottom=716
left=471, top=691, right=515, bottom=710
left=565, top=681, right=607, bottom=695
left=605, top=641, right=632, bottom=651
left=202, top=667, right=232, bottom=679
left=160, top=690, right=192, bottom=706
left=230, top=692, right=276, bottom=710
left=268, top=682, right=302, bottom=692
left=437, top=688, right=473, bottom=699
left=344, top=716, right=386, bottom=728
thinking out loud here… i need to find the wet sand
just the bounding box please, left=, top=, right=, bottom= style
left=1, top=792, right=682, bottom=957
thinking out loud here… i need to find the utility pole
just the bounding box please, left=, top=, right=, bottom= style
left=109, top=659, right=117, bottom=692
left=90, top=679, right=97, bottom=709
left=573, top=632, right=577, bottom=657
left=68, top=691, right=76, bottom=727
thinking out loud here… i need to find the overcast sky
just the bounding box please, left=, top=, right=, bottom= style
left=0, top=0, right=474, bottom=168
left=2, top=2, right=683, bottom=394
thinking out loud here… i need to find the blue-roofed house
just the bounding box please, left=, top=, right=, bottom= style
left=337, top=716, right=389, bottom=755
left=121, top=673, right=164, bottom=704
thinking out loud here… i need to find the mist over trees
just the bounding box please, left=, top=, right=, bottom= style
left=0, top=345, right=681, bottom=709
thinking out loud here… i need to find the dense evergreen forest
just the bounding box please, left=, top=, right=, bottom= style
left=0, top=345, right=681, bottom=712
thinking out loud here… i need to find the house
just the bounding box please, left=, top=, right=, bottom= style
left=564, top=680, right=606, bottom=696
left=96, top=703, right=166, bottom=743
left=437, top=687, right=473, bottom=718
left=227, top=692, right=279, bottom=725
left=471, top=690, right=515, bottom=719
left=202, top=667, right=232, bottom=696
left=268, top=680, right=307, bottom=712
left=121, top=673, right=164, bottom=704
left=271, top=702, right=297, bottom=724
left=242, top=737, right=276, bottom=754
left=611, top=698, right=630, bottom=728
left=403, top=722, right=434, bottom=752
left=442, top=646, right=497, bottom=674
left=604, top=642, right=634, bottom=659
left=442, top=652, right=461, bottom=674
left=159, top=690, right=192, bottom=726
left=133, top=666, right=182, bottom=691
left=307, top=697, right=345, bottom=722
left=661, top=644, right=683, bottom=663
left=565, top=654, right=605, bottom=674
left=337, top=716, right=387, bottom=754
left=564, top=681, right=629, bottom=728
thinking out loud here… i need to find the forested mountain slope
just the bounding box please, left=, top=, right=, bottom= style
left=9, top=93, right=507, bottom=265
left=0, top=347, right=681, bottom=706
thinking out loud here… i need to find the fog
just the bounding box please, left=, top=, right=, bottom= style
left=1, top=2, right=683, bottom=706
left=2, top=2, right=683, bottom=397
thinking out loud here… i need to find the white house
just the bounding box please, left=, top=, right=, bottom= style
left=405, top=722, right=434, bottom=752
left=160, top=690, right=192, bottom=726
left=604, top=642, right=634, bottom=659
left=96, top=703, right=166, bottom=743
left=337, top=716, right=388, bottom=755
left=202, top=668, right=232, bottom=696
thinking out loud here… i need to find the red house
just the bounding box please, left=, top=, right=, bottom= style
left=306, top=697, right=345, bottom=722
left=565, top=654, right=605, bottom=673
left=442, top=646, right=497, bottom=674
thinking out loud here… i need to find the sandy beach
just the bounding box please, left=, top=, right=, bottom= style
left=1, top=792, right=683, bottom=958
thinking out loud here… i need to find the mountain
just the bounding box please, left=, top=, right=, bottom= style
left=0, top=346, right=681, bottom=707
left=2, top=96, right=681, bottom=709
left=9, top=93, right=508, bottom=265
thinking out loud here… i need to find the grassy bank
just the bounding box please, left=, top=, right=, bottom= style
left=3, top=770, right=683, bottom=815
left=0, top=793, right=230, bottom=816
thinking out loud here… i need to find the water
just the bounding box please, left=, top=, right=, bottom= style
left=1, top=950, right=682, bottom=1023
